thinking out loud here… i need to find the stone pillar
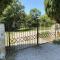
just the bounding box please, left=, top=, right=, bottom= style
left=0, top=24, right=5, bottom=60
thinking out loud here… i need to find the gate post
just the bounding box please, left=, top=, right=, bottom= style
left=8, top=32, right=10, bottom=47
left=8, top=24, right=10, bottom=47
left=37, top=17, right=39, bottom=46
left=0, top=24, right=6, bottom=60
left=37, top=23, right=39, bottom=45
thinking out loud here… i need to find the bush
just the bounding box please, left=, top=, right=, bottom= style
left=53, top=39, right=60, bottom=44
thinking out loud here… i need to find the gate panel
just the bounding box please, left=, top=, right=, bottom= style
left=5, top=18, right=56, bottom=50
left=5, top=28, right=37, bottom=50
left=38, top=22, right=56, bottom=44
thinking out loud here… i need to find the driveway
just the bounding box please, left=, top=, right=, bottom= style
left=6, top=43, right=60, bottom=60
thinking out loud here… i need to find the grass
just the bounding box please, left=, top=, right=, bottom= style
left=39, top=26, right=50, bottom=30
left=18, top=28, right=33, bottom=32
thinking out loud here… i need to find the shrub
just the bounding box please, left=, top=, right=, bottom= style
left=53, top=39, right=60, bottom=44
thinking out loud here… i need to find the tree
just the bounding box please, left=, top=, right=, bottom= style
left=40, top=14, right=55, bottom=27
left=30, top=8, right=41, bottom=19
left=44, top=0, right=60, bottom=23
left=1, top=1, right=26, bottom=31
left=30, top=8, right=41, bottom=27
left=25, top=15, right=33, bottom=28
left=0, top=0, right=13, bottom=15
left=25, top=8, right=41, bottom=28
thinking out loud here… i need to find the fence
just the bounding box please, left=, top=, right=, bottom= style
left=5, top=27, right=38, bottom=50
left=5, top=23, right=60, bottom=50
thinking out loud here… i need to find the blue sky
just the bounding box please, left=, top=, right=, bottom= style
left=20, top=0, right=45, bottom=15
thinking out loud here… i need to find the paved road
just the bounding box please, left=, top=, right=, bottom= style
left=6, top=43, right=60, bottom=60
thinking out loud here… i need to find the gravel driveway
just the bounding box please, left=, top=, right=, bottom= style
left=6, top=43, right=60, bottom=60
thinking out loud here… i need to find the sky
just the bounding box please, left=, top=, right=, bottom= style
left=20, top=0, right=45, bottom=15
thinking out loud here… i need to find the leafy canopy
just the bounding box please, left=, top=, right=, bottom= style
left=1, top=0, right=26, bottom=31
left=44, top=0, right=60, bottom=23
left=40, top=14, right=55, bottom=27
left=0, top=0, right=13, bottom=14
left=30, top=8, right=41, bottom=19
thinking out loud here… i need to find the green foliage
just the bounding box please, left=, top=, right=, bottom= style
left=26, top=8, right=41, bottom=28
left=40, top=14, right=55, bottom=27
left=0, top=2, right=41, bottom=31
left=53, top=39, right=60, bottom=44
left=0, top=0, right=13, bottom=15
left=44, top=0, right=60, bottom=23
left=1, top=1, right=26, bottom=31
left=24, top=8, right=41, bottom=29
left=30, top=8, right=41, bottom=18
left=25, top=15, right=32, bottom=28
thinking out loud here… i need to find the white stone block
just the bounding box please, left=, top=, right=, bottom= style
left=0, top=24, right=5, bottom=59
